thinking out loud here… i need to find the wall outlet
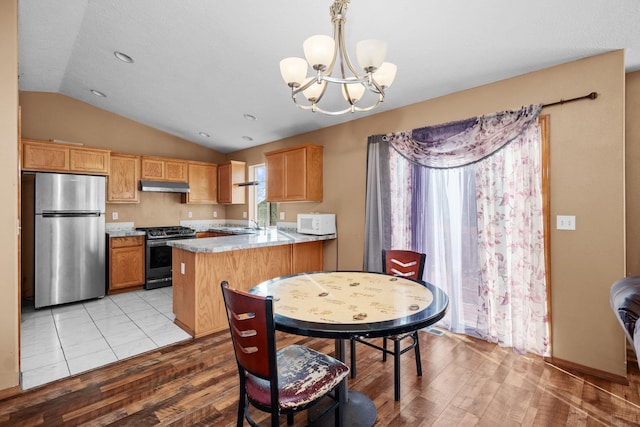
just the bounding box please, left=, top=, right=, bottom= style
left=280, top=212, right=285, bottom=220
left=213, top=211, right=217, bottom=218
left=180, top=262, right=185, bottom=275
left=243, top=211, right=247, bottom=219
left=112, top=212, right=118, bottom=220
left=188, top=211, right=192, bottom=218
left=557, top=215, right=576, bottom=230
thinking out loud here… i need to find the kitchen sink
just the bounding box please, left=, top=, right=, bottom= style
left=212, top=227, right=257, bottom=234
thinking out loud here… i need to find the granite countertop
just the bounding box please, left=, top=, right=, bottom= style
left=106, top=230, right=146, bottom=237
left=168, top=228, right=336, bottom=253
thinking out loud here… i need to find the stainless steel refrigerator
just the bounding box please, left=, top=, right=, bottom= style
left=29, top=172, right=106, bottom=308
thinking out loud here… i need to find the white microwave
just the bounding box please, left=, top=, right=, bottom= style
left=297, top=213, right=336, bottom=235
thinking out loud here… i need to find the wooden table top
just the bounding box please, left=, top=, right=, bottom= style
left=250, top=271, right=449, bottom=339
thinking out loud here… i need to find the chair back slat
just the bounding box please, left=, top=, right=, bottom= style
left=222, top=282, right=275, bottom=379
left=383, top=249, right=426, bottom=281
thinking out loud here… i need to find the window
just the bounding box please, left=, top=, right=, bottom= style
left=250, top=164, right=277, bottom=227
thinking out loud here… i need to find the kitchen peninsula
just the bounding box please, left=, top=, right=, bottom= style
left=168, top=229, right=335, bottom=338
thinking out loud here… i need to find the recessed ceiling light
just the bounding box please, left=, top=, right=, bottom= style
left=242, top=136, right=253, bottom=142
left=114, top=51, right=134, bottom=63
left=198, top=132, right=210, bottom=138
left=90, top=89, right=107, bottom=97
left=243, top=114, right=257, bottom=121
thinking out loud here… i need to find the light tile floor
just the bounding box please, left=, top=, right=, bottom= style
left=20, top=287, right=192, bottom=390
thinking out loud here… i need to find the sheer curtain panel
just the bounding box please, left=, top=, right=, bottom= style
left=364, top=105, right=549, bottom=356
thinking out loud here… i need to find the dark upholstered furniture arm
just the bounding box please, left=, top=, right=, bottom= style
left=610, top=276, right=640, bottom=363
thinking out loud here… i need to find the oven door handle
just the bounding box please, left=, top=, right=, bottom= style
left=146, top=238, right=193, bottom=247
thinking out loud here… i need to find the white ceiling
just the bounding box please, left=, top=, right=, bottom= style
left=17, top=0, right=640, bottom=153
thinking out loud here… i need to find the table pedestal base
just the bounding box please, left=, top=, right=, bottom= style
left=308, top=390, right=376, bottom=427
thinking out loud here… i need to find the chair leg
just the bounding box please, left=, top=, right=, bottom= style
left=350, top=338, right=357, bottom=379
left=287, top=413, right=294, bottom=425
left=382, top=337, right=388, bottom=362
left=271, top=411, right=279, bottom=426
left=394, top=339, right=401, bottom=401
left=334, top=380, right=343, bottom=427
left=414, top=332, right=422, bottom=377
left=237, top=386, right=246, bottom=427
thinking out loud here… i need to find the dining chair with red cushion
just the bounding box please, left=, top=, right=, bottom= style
left=221, top=281, right=349, bottom=427
left=350, top=249, right=426, bottom=401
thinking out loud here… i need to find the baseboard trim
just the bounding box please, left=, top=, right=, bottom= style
left=0, top=384, right=22, bottom=400
left=545, top=356, right=629, bottom=385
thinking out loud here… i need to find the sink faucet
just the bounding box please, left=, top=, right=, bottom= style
left=249, top=219, right=261, bottom=230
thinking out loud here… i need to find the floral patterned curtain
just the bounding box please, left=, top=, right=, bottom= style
left=365, top=104, right=549, bottom=356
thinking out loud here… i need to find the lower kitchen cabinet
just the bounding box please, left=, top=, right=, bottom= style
left=172, top=241, right=324, bottom=338
left=108, top=235, right=145, bottom=294
left=292, top=240, right=324, bottom=273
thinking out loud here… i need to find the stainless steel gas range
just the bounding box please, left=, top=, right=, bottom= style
left=136, top=226, right=196, bottom=289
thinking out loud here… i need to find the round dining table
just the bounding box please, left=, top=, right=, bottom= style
left=250, top=271, right=449, bottom=427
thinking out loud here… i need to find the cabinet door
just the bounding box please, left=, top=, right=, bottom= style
left=292, top=241, right=324, bottom=273
left=22, top=140, right=69, bottom=172
left=109, top=236, right=145, bottom=292
left=283, top=147, right=307, bottom=200
left=141, top=158, right=165, bottom=180
left=218, top=161, right=246, bottom=204
left=69, top=147, right=110, bottom=175
left=217, top=163, right=231, bottom=203
left=265, top=152, right=285, bottom=201
left=185, top=162, right=217, bottom=204
left=165, top=160, right=188, bottom=182
left=108, top=154, right=140, bottom=203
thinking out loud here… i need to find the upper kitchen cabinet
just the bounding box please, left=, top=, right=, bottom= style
left=141, top=156, right=188, bottom=182
left=183, top=161, right=217, bottom=204
left=108, top=153, right=140, bottom=203
left=21, top=139, right=111, bottom=175
left=217, top=160, right=246, bottom=204
left=265, top=143, right=323, bottom=202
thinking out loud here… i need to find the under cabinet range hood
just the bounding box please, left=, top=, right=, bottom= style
left=139, top=180, right=190, bottom=193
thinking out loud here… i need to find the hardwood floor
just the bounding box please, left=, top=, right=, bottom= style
left=1, top=329, right=639, bottom=426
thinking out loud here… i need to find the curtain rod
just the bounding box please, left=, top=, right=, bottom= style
left=542, top=91, right=598, bottom=108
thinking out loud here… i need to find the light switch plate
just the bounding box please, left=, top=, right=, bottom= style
left=557, top=215, right=576, bottom=230
left=280, top=212, right=285, bottom=220
left=112, top=212, right=118, bottom=220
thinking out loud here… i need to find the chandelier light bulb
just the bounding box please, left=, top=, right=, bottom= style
left=280, top=57, right=308, bottom=87
left=356, top=39, right=387, bottom=72
left=303, top=35, right=335, bottom=71
left=302, top=77, right=327, bottom=102
left=373, top=62, right=398, bottom=89
left=342, top=79, right=365, bottom=103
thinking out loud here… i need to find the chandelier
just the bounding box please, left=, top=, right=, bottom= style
left=279, top=0, right=397, bottom=115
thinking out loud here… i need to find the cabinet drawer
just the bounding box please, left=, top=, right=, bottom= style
left=110, top=235, right=144, bottom=248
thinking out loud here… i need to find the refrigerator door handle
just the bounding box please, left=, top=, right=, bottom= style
left=41, top=211, right=102, bottom=218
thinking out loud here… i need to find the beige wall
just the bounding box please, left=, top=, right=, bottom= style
left=0, top=0, right=19, bottom=391
left=19, top=92, right=228, bottom=227
left=231, top=51, right=628, bottom=377
left=626, top=71, right=640, bottom=275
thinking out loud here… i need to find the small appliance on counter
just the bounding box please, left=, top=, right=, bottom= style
left=297, top=213, right=336, bottom=235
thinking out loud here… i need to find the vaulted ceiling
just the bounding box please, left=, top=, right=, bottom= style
left=18, top=0, right=640, bottom=153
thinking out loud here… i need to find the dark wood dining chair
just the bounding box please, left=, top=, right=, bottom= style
left=221, top=281, right=349, bottom=427
left=350, top=249, right=426, bottom=401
